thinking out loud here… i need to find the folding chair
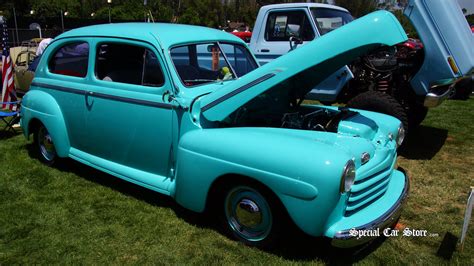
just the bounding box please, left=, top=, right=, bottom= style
left=0, top=101, right=21, bottom=133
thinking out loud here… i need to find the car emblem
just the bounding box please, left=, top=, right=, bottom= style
left=361, top=152, right=370, bottom=165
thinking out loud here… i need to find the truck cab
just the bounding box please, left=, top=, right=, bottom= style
left=247, top=1, right=473, bottom=131
left=249, top=3, right=354, bottom=102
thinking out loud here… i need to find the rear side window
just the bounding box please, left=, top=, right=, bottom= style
left=95, top=43, right=165, bottom=87
left=49, top=42, right=89, bottom=77
left=265, top=11, right=315, bottom=42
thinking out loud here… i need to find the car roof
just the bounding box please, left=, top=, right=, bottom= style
left=259, top=3, right=349, bottom=13
left=57, top=23, right=245, bottom=49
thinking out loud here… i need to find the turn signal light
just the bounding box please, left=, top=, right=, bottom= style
left=447, top=56, right=460, bottom=75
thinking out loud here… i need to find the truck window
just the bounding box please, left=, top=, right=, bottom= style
left=311, top=8, right=353, bottom=35
left=265, top=10, right=315, bottom=42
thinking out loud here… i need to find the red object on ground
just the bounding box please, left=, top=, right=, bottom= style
left=471, top=25, right=474, bottom=33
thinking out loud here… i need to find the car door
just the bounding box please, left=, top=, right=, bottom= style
left=254, top=8, right=353, bottom=102
left=254, top=9, right=316, bottom=65
left=36, top=40, right=90, bottom=150
left=83, top=38, right=173, bottom=191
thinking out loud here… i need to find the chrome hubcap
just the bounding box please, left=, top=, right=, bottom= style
left=38, top=126, right=56, bottom=161
left=235, top=199, right=262, bottom=228
left=225, top=186, right=272, bottom=241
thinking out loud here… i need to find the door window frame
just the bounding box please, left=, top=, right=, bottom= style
left=45, top=39, right=91, bottom=80
left=90, top=37, right=170, bottom=94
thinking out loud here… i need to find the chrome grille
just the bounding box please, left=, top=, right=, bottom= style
left=345, top=166, right=392, bottom=216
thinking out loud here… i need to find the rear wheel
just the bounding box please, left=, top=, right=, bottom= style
left=347, top=91, right=408, bottom=132
left=34, top=124, right=57, bottom=165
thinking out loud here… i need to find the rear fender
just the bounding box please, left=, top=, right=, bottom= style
left=21, top=90, right=70, bottom=157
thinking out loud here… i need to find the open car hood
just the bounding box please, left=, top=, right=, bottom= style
left=198, top=11, right=408, bottom=122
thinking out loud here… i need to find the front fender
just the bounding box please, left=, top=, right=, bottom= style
left=20, top=90, right=70, bottom=157
left=174, top=127, right=353, bottom=236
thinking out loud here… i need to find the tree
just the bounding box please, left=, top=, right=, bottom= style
left=393, top=10, right=418, bottom=38
left=334, top=0, right=378, bottom=18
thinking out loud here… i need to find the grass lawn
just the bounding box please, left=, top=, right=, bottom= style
left=0, top=98, right=473, bottom=264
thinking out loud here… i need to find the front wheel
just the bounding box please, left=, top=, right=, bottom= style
left=34, top=124, right=57, bottom=165
left=220, top=183, right=284, bottom=248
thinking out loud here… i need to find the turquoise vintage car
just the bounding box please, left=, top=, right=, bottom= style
left=21, top=11, right=409, bottom=248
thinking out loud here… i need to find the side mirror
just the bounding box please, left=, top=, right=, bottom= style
left=289, top=36, right=303, bottom=51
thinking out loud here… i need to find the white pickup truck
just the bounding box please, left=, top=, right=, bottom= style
left=249, top=3, right=352, bottom=103
left=242, top=2, right=473, bottom=131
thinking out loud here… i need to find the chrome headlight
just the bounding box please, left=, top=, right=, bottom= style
left=396, top=124, right=405, bottom=148
left=340, top=160, right=356, bottom=193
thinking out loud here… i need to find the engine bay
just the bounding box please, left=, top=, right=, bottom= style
left=221, top=87, right=358, bottom=133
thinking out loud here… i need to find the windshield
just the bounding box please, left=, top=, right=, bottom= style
left=170, top=42, right=258, bottom=87
left=311, top=8, right=354, bottom=35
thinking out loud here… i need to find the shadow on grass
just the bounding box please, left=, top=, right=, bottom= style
left=0, top=129, right=22, bottom=140
left=25, top=143, right=389, bottom=263
left=399, top=125, right=448, bottom=160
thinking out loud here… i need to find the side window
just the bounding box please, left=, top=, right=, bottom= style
left=264, top=11, right=315, bottom=42
left=49, top=42, right=89, bottom=77
left=219, top=43, right=258, bottom=77
left=95, top=43, right=164, bottom=87
left=195, top=43, right=227, bottom=71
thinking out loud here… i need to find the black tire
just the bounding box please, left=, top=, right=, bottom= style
left=407, top=103, right=428, bottom=128
left=33, top=123, right=57, bottom=166
left=451, top=78, right=473, bottom=100
left=347, top=91, right=408, bottom=132
left=215, top=179, right=287, bottom=249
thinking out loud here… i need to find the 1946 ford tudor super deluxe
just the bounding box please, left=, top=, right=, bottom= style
left=21, top=11, right=410, bottom=248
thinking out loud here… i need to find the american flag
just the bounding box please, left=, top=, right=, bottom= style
left=1, top=18, right=17, bottom=111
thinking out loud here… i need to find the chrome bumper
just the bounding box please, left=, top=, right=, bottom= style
left=331, top=168, right=410, bottom=248
left=424, top=73, right=473, bottom=107
left=423, top=79, right=456, bottom=108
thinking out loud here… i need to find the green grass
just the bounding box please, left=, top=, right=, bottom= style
left=1, top=98, right=473, bottom=264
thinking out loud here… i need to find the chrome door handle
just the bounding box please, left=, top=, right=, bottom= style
left=85, top=91, right=94, bottom=109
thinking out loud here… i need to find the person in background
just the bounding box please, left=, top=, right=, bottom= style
left=36, top=38, right=52, bottom=56
left=28, top=38, right=52, bottom=72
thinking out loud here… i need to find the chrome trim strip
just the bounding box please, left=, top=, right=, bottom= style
left=331, top=167, right=410, bottom=248
left=31, top=82, right=175, bottom=110
left=201, top=73, right=275, bottom=112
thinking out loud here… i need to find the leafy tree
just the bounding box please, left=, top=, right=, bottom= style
left=392, top=9, right=418, bottom=38
left=334, top=0, right=378, bottom=18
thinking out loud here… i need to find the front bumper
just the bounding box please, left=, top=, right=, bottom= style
left=423, top=79, right=456, bottom=107
left=424, top=74, right=473, bottom=107
left=331, top=167, right=410, bottom=248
